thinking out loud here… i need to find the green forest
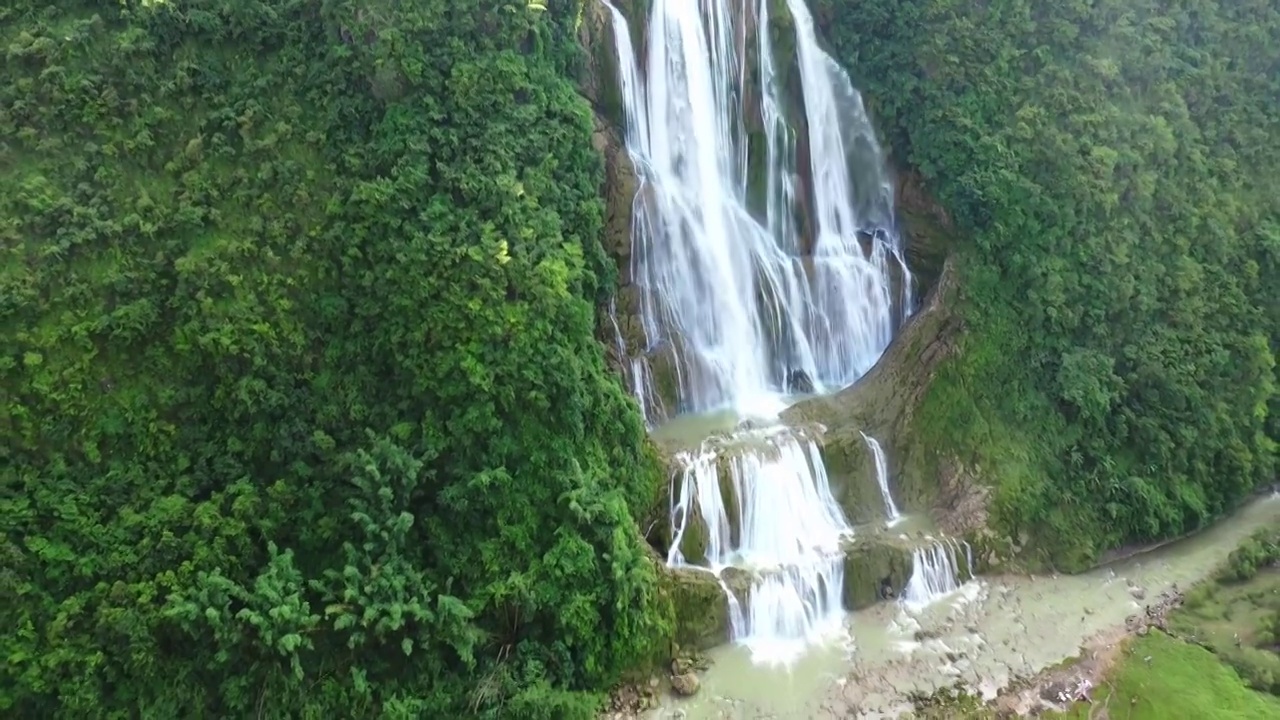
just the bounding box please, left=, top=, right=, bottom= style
left=817, top=0, right=1279, bottom=568
left=1, top=0, right=669, bottom=717
left=3, top=0, right=1279, bottom=717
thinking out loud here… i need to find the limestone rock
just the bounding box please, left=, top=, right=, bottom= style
left=671, top=672, right=700, bottom=697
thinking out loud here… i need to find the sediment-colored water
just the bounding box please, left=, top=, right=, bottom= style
left=652, top=493, right=1280, bottom=719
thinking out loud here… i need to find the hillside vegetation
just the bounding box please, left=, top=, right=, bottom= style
left=1171, top=528, right=1280, bottom=695
left=817, top=0, right=1280, bottom=568
left=1, top=1, right=668, bottom=717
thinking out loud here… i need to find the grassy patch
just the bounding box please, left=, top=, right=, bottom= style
left=1052, top=632, right=1280, bottom=720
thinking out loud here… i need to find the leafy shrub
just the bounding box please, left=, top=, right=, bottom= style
left=1222, top=529, right=1280, bottom=582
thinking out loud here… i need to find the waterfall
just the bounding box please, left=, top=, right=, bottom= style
left=859, top=431, right=902, bottom=525
left=601, top=0, right=912, bottom=663
left=603, top=0, right=907, bottom=421
left=902, top=538, right=974, bottom=608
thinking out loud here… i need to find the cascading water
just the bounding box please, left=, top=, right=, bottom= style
left=603, top=0, right=911, bottom=420
left=902, top=538, right=975, bottom=609
left=601, top=0, right=913, bottom=662
left=859, top=431, right=902, bottom=525
left=667, top=429, right=850, bottom=659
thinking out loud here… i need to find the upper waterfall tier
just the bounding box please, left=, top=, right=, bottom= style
left=603, top=0, right=913, bottom=422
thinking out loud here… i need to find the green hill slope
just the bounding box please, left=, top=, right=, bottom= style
left=817, top=0, right=1280, bottom=568
left=1, top=1, right=665, bottom=717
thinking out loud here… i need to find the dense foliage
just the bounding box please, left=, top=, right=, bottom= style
left=1223, top=527, right=1280, bottom=584
left=817, top=0, right=1280, bottom=567
left=1, top=0, right=669, bottom=716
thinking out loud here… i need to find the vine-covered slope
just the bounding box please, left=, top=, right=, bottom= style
left=816, top=0, right=1279, bottom=568
left=1, top=1, right=667, bottom=717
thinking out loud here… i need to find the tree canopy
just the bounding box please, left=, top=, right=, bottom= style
left=817, top=0, right=1279, bottom=567
left=1, top=0, right=667, bottom=717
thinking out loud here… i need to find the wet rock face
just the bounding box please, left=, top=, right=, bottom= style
left=587, top=113, right=686, bottom=417
left=895, top=169, right=956, bottom=291
left=786, top=367, right=816, bottom=394
left=818, top=428, right=897, bottom=526
left=841, top=535, right=916, bottom=609
left=589, top=116, right=646, bottom=370
left=783, top=259, right=964, bottom=523
left=581, top=0, right=667, bottom=412
left=577, top=0, right=629, bottom=126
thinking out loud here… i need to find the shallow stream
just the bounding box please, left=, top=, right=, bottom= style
left=653, top=493, right=1280, bottom=719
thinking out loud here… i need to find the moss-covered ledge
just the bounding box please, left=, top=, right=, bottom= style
left=783, top=257, right=963, bottom=515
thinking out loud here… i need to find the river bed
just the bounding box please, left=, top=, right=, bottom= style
left=651, top=492, right=1280, bottom=719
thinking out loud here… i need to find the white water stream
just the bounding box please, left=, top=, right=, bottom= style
left=902, top=538, right=974, bottom=609
left=602, top=0, right=917, bottom=663
left=603, top=0, right=910, bottom=420
left=859, top=432, right=901, bottom=525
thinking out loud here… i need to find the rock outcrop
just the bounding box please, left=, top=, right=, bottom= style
left=782, top=256, right=963, bottom=518
left=659, top=564, right=736, bottom=650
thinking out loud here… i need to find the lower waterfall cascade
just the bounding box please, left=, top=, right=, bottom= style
left=860, top=431, right=902, bottom=525
left=599, top=0, right=942, bottom=663
left=902, top=538, right=976, bottom=609
left=667, top=427, right=852, bottom=662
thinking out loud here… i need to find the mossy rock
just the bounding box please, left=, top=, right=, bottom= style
left=783, top=257, right=963, bottom=519
left=661, top=566, right=733, bottom=650
left=841, top=534, right=916, bottom=609
left=675, top=510, right=710, bottom=565
left=818, top=430, right=902, bottom=526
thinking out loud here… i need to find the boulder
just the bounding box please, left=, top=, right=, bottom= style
left=670, top=672, right=700, bottom=697
left=660, top=565, right=733, bottom=650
